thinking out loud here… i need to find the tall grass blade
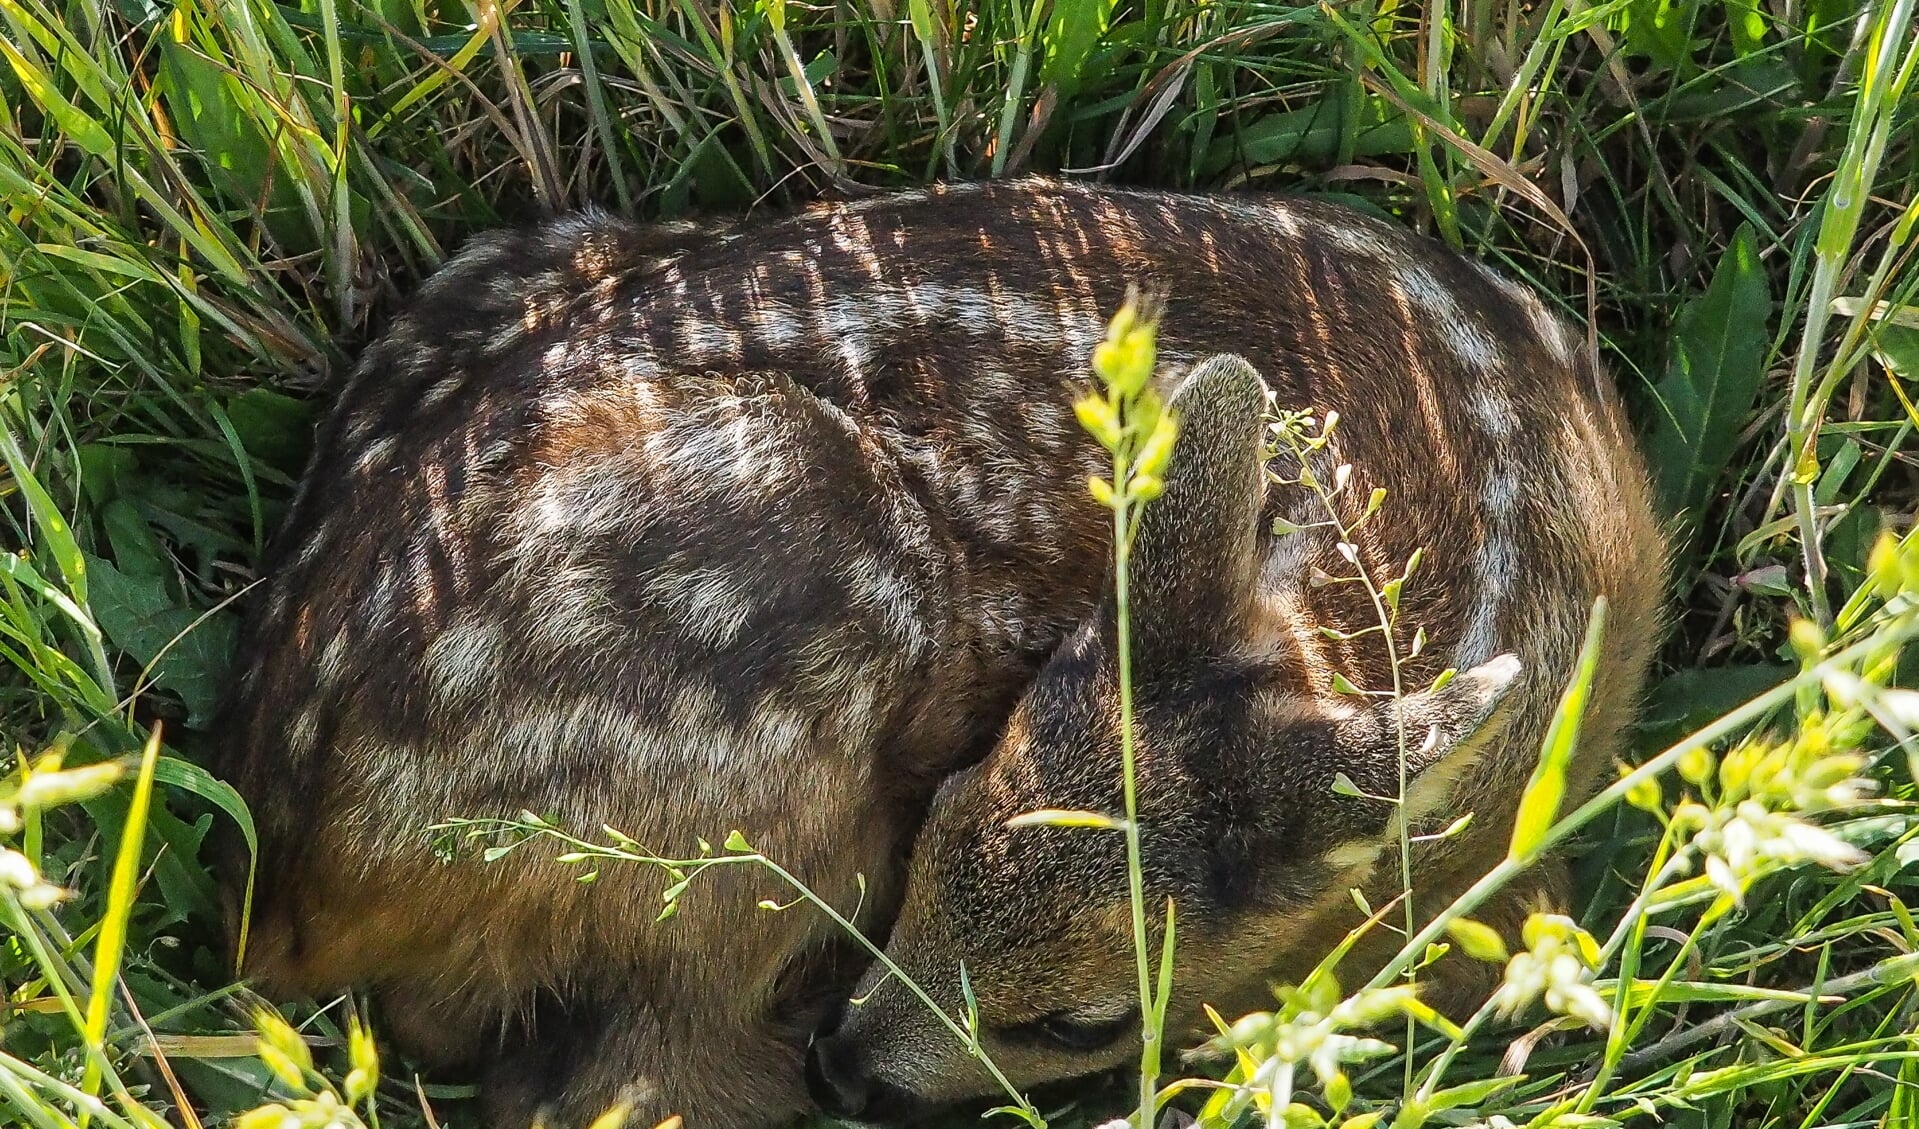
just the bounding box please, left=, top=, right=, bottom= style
left=1508, top=597, right=1606, bottom=863
left=80, top=727, right=162, bottom=1101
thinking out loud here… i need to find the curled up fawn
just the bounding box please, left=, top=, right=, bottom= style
left=217, top=178, right=1665, bottom=1128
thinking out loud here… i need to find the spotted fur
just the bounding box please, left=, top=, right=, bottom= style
left=801, top=219, right=1666, bottom=1118
left=217, top=178, right=1664, bottom=1129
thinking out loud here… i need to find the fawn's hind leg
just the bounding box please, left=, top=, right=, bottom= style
left=371, top=978, right=512, bottom=1069
left=482, top=992, right=813, bottom=1129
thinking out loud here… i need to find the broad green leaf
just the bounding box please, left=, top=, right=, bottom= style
left=153, top=754, right=256, bottom=934
left=1722, top=0, right=1769, bottom=55
left=1876, top=323, right=1919, bottom=385
left=1813, top=436, right=1862, bottom=505
left=76, top=443, right=138, bottom=506
left=1641, top=223, right=1772, bottom=529
left=145, top=807, right=217, bottom=927
left=85, top=553, right=238, bottom=726
left=101, top=498, right=171, bottom=581
left=1638, top=663, right=1790, bottom=747
left=154, top=36, right=316, bottom=252
left=1617, top=0, right=1695, bottom=69
left=1039, top=0, right=1115, bottom=98
left=1202, top=95, right=1415, bottom=174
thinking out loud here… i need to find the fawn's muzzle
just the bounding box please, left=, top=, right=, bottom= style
left=806, top=1005, right=930, bottom=1125
left=804, top=1032, right=871, bottom=1119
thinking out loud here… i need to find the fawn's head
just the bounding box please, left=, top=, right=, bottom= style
left=806, top=356, right=1523, bottom=1120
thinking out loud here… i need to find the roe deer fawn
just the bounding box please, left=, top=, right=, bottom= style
left=219, top=178, right=1664, bottom=1129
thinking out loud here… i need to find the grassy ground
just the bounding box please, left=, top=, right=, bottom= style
left=2, top=0, right=1918, bottom=1127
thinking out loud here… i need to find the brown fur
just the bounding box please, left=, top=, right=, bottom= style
left=216, top=179, right=1664, bottom=1128
left=805, top=252, right=1667, bottom=1116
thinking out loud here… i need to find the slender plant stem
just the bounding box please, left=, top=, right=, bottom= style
left=1271, top=422, right=1419, bottom=1094
left=1412, top=994, right=1503, bottom=1102
left=1113, top=448, right=1161, bottom=1129
left=1610, top=954, right=1919, bottom=1074
left=1575, top=915, right=1709, bottom=1116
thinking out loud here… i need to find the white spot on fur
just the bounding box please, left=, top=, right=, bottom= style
left=1459, top=526, right=1516, bottom=665
left=1322, top=837, right=1384, bottom=875
left=749, top=298, right=806, bottom=350
left=617, top=346, right=661, bottom=381
left=1324, top=223, right=1400, bottom=262
left=1482, top=470, right=1520, bottom=520
left=646, top=407, right=795, bottom=496
left=355, top=434, right=397, bottom=473
left=746, top=700, right=811, bottom=757
left=288, top=525, right=331, bottom=571
left=424, top=614, right=504, bottom=701
left=525, top=564, right=621, bottom=653
left=1468, top=387, right=1519, bottom=440
left=287, top=708, right=321, bottom=756
left=1397, top=264, right=1500, bottom=373
left=1205, top=197, right=1304, bottom=240
left=342, top=411, right=383, bottom=449
left=1532, top=302, right=1578, bottom=368
left=817, top=296, right=890, bottom=379
left=644, top=564, right=757, bottom=647
left=419, top=377, right=461, bottom=410
left=832, top=680, right=882, bottom=742
left=843, top=559, right=924, bottom=648
left=677, top=316, right=746, bottom=364
left=904, top=282, right=1061, bottom=349
left=316, top=630, right=352, bottom=687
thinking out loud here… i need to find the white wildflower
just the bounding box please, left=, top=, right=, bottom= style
left=1213, top=974, right=1419, bottom=1123
left=0, top=847, right=35, bottom=889
left=0, top=846, right=65, bottom=908
left=16, top=761, right=125, bottom=809
left=1673, top=726, right=1874, bottom=904
left=1686, top=798, right=1868, bottom=902
left=1490, top=913, right=1611, bottom=1030
left=1227, top=981, right=1412, bottom=1088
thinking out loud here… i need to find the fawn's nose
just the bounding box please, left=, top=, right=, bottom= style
left=806, top=1031, right=871, bottom=1119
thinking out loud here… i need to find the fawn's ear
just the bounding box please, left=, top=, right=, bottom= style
left=1351, top=653, right=1525, bottom=823
left=1302, top=653, right=1526, bottom=882
left=1132, top=354, right=1271, bottom=657
left=1396, top=654, right=1525, bottom=772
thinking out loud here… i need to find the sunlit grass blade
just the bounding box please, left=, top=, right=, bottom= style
left=79, top=727, right=161, bottom=1103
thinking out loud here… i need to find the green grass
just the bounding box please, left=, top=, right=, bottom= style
left=2, top=0, right=1918, bottom=1126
